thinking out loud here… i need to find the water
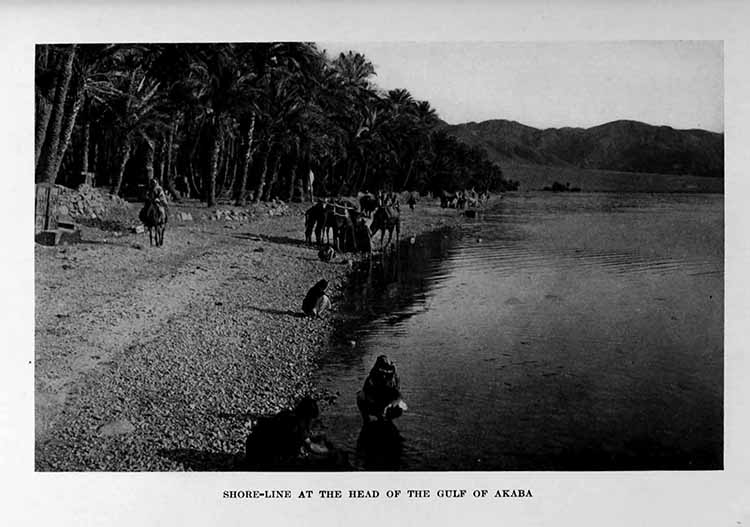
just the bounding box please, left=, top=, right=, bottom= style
left=316, top=193, right=724, bottom=471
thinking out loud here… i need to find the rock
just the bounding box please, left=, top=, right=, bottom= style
left=132, top=225, right=145, bottom=234
left=97, top=419, right=135, bottom=437
left=35, top=230, right=60, bottom=246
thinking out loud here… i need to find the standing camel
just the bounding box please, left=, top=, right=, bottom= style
left=139, top=201, right=168, bottom=247
left=323, top=203, right=357, bottom=253
left=304, top=202, right=327, bottom=245
left=370, top=203, right=400, bottom=251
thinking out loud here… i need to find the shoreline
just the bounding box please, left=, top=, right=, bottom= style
left=34, top=195, right=482, bottom=471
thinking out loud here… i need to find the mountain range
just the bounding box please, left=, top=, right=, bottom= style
left=440, top=119, right=724, bottom=179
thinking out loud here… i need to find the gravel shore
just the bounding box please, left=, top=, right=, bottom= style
left=35, top=198, right=472, bottom=471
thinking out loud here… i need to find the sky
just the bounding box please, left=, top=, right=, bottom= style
left=319, top=41, right=724, bottom=133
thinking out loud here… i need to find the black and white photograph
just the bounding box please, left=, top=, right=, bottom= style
left=33, top=39, right=724, bottom=472
left=4, top=1, right=750, bottom=525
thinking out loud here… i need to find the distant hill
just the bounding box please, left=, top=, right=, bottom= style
left=440, top=119, right=724, bottom=179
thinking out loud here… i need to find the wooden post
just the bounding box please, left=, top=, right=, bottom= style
left=35, top=182, right=60, bottom=233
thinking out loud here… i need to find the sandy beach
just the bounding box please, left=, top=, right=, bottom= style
left=35, top=196, right=470, bottom=470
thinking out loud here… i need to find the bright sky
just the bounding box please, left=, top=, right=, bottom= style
left=319, top=41, right=723, bottom=133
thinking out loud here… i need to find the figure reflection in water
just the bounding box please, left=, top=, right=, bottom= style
left=356, top=419, right=404, bottom=470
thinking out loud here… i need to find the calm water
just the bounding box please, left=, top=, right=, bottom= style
left=316, top=193, right=723, bottom=471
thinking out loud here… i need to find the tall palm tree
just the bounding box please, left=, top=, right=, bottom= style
left=101, top=65, right=168, bottom=195
left=184, top=44, right=258, bottom=206
left=36, top=45, right=77, bottom=183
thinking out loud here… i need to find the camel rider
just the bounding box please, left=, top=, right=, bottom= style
left=147, top=178, right=168, bottom=210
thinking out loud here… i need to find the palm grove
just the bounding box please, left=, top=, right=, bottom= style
left=35, top=43, right=515, bottom=206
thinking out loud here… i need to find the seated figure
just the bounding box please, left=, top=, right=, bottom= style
left=356, top=355, right=408, bottom=423
left=302, top=279, right=331, bottom=318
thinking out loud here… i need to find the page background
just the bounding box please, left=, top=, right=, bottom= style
left=1, top=2, right=746, bottom=525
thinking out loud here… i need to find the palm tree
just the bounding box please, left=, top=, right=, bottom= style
left=36, top=45, right=77, bottom=183
left=184, top=44, right=258, bottom=206
left=327, top=51, right=380, bottom=193
left=98, top=62, right=168, bottom=195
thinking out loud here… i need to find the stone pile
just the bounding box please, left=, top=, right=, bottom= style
left=203, top=200, right=291, bottom=222
left=265, top=199, right=291, bottom=217
left=204, top=208, right=254, bottom=222
left=56, top=184, right=131, bottom=220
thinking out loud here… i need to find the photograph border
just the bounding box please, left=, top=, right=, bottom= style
left=3, top=1, right=748, bottom=525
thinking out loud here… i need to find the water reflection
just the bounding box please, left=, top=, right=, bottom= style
left=319, top=193, right=723, bottom=471
left=355, top=421, right=404, bottom=471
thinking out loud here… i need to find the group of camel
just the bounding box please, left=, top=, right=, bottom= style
left=136, top=190, right=401, bottom=252
left=140, top=186, right=497, bottom=252
left=304, top=193, right=402, bottom=255
left=440, top=189, right=489, bottom=209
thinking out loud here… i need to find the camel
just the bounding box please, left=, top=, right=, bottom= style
left=370, top=203, right=400, bottom=250
left=139, top=201, right=168, bottom=247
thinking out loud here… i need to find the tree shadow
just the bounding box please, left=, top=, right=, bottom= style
left=73, top=239, right=151, bottom=250
left=233, top=232, right=311, bottom=249
left=246, top=305, right=307, bottom=318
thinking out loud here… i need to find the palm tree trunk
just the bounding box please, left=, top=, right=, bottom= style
left=92, top=134, right=99, bottom=186
left=164, top=115, right=179, bottom=199
left=35, top=95, right=53, bottom=170
left=81, top=119, right=90, bottom=175
left=286, top=159, right=299, bottom=202
left=217, top=137, right=228, bottom=192
left=144, top=136, right=155, bottom=182
left=37, top=44, right=76, bottom=183
left=221, top=137, right=235, bottom=197
left=263, top=153, right=282, bottom=201
left=207, top=130, right=221, bottom=207
left=154, top=137, right=164, bottom=186
left=401, top=157, right=416, bottom=190
left=35, top=45, right=54, bottom=168
left=187, top=162, right=200, bottom=197
left=235, top=114, right=255, bottom=206
left=223, top=139, right=238, bottom=198
left=112, top=142, right=132, bottom=196
left=254, top=140, right=273, bottom=203
left=51, top=78, right=84, bottom=183
left=336, top=158, right=352, bottom=196
left=187, top=131, right=202, bottom=198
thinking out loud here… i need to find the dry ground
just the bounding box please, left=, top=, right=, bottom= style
left=35, top=197, right=464, bottom=471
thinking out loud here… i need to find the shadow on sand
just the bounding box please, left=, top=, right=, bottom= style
left=233, top=232, right=310, bottom=249
left=158, top=448, right=246, bottom=471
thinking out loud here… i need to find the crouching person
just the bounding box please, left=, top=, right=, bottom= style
left=245, top=397, right=350, bottom=469
left=245, top=397, right=319, bottom=469
left=318, top=244, right=335, bottom=262
left=302, top=279, right=332, bottom=318
left=356, top=355, right=408, bottom=424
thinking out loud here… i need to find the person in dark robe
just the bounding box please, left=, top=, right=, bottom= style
left=357, top=355, right=408, bottom=423
left=318, top=244, right=335, bottom=262
left=302, top=279, right=331, bottom=317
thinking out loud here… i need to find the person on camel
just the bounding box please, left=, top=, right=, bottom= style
left=146, top=178, right=168, bottom=211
